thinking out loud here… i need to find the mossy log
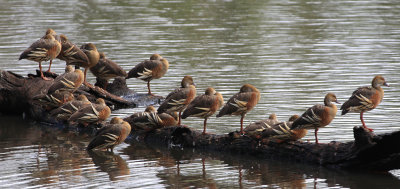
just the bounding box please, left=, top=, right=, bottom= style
left=1, top=69, right=400, bottom=171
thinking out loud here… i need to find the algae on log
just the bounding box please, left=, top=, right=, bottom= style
left=132, top=126, right=400, bottom=171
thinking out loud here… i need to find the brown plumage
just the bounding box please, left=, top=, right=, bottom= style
left=19, top=31, right=62, bottom=80
left=261, top=115, right=308, bottom=143
left=244, top=113, right=279, bottom=137
left=126, top=54, right=169, bottom=95
left=49, top=94, right=91, bottom=121
left=87, top=117, right=131, bottom=152
left=80, top=43, right=100, bottom=85
left=341, top=75, right=389, bottom=132
left=68, top=98, right=111, bottom=126
left=47, top=65, right=84, bottom=94
left=157, top=76, right=197, bottom=125
left=123, top=106, right=157, bottom=124
left=127, top=111, right=178, bottom=131
left=37, top=90, right=75, bottom=110
left=216, top=84, right=261, bottom=135
left=57, top=34, right=89, bottom=68
left=182, top=87, right=224, bottom=135
left=291, top=93, right=339, bottom=144
left=90, top=52, right=127, bottom=88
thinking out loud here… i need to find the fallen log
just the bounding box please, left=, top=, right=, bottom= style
left=1, top=69, right=400, bottom=171
left=133, top=125, right=400, bottom=171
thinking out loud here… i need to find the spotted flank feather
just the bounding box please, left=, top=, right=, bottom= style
left=138, top=67, right=153, bottom=80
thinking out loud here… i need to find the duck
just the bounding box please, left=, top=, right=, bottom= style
left=57, top=34, right=89, bottom=69
left=157, top=76, right=197, bottom=125
left=49, top=94, right=91, bottom=121
left=123, top=105, right=157, bottom=124
left=216, top=84, right=260, bottom=135
left=19, top=31, right=62, bottom=80
left=291, top=93, right=339, bottom=144
left=182, top=87, right=224, bottom=135
left=80, top=43, right=100, bottom=85
left=127, top=111, right=178, bottom=131
left=46, top=65, right=84, bottom=94
left=37, top=90, right=75, bottom=110
left=87, top=117, right=131, bottom=152
left=341, top=75, right=389, bottom=132
left=244, top=113, right=279, bottom=137
left=126, top=54, right=169, bottom=95
left=90, top=52, right=127, bottom=89
left=68, top=98, right=111, bottom=126
left=262, top=115, right=308, bottom=143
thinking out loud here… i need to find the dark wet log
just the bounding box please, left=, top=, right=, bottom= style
left=131, top=125, right=400, bottom=171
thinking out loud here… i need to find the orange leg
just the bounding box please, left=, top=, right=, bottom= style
left=240, top=115, right=245, bottom=135
left=46, top=59, right=54, bottom=73
left=315, top=128, right=319, bottom=144
left=178, top=111, right=182, bottom=126
left=39, top=62, right=50, bottom=80
left=360, top=112, right=373, bottom=132
left=147, top=80, right=153, bottom=95
left=202, top=118, right=208, bottom=135
left=83, top=67, right=92, bottom=86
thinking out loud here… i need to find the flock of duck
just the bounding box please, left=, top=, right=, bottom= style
left=18, top=29, right=390, bottom=152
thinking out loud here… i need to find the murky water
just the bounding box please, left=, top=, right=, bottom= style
left=1, top=0, right=400, bottom=188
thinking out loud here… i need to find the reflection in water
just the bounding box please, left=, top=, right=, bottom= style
left=88, top=150, right=130, bottom=181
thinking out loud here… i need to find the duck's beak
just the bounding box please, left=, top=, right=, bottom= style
left=384, top=82, right=390, bottom=87
left=335, top=100, right=340, bottom=104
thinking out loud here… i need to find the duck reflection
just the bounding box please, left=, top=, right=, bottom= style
left=88, top=150, right=130, bottom=181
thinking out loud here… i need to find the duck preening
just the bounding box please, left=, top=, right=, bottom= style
left=291, top=93, right=339, bottom=144
left=68, top=98, right=111, bottom=126
left=341, top=75, right=389, bottom=132
left=90, top=52, right=127, bottom=89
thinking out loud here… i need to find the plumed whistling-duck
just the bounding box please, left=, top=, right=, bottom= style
left=291, top=93, right=339, bottom=144
left=182, top=87, right=224, bottom=135
left=47, top=65, right=84, bottom=94
left=49, top=94, right=91, bottom=121
left=87, top=117, right=131, bottom=152
left=19, top=31, right=61, bottom=80
left=90, top=52, right=127, bottom=89
left=261, top=115, right=308, bottom=143
left=216, top=84, right=260, bottom=135
left=244, top=113, right=279, bottom=137
left=57, top=34, right=89, bottom=69
left=127, top=111, right=178, bottom=131
left=341, top=75, right=389, bottom=132
left=123, top=105, right=157, bottom=124
left=157, top=76, right=197, bottom=126
left=80, top=43, right=100, bottom=85
left=126, top=54, right=169, bottom=95
left=36, top=90, right=75, bottom=110
left=68, top=98, right=111, bottom=126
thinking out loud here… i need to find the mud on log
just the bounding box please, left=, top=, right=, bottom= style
left=133, top=125, right=400, bottom=171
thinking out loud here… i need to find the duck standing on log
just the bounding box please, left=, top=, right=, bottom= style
left=182, top=87, right=224, bottom=135
left=216, top=84, right=260, bottom=135
left=157, top=76, right=197, bottom=126
left=68, top=98, right=111, bottom=126
left=291, top=93, right=339, bottom=144
left=19, top=29, right=62, bottom=80
left=50, top=94, right=91, bottom=121
left=126, top=54, right=169, bottom=95
left=80, top=43, right=100, bottom=85
left=90, top=52, right=127, bottom=89
left=87, top=117, right=131, bottom=152
left=341, top=75, right=389, bottom=132
left=57, top=34, right=89, bottom=70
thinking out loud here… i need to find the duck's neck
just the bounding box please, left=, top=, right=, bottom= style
left=324, top=98, right=335, bottom=108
